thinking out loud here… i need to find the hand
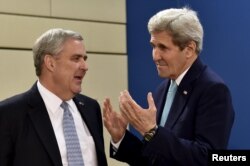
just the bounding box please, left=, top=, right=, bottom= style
left=103, top=98, right=128, bottom=143
left=119, top=90, right=157, bottom=136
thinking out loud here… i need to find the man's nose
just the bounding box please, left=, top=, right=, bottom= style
left=80, top=58, right=88, bottom=71
left=153, top=48, right=161, bottom=61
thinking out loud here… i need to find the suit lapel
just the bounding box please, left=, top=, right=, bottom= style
left=27, top=84, right=62, bottom=166
left=73, top=96, right=103, bottom=153
left=73, top=97, right=89, bottom=128
left=165, top=85, right=192, bottom=128
left=155, top=80, right=170, bottom=124
left=73, top=96, right=97, bottom=138
left=163, top=58, right=206, bottom=128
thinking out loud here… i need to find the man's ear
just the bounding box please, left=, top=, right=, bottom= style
left=44, top=54, right=55, bottom=72
left=185, top=41, right=197, bottom=58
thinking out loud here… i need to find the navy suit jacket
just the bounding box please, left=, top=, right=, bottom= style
left=111, top=58, right=234, bottom=166
left=0, top=83, right=107, bottom=166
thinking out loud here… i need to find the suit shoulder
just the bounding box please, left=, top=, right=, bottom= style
left=198, top=67, right=230, bottom=92
left=75, top=94, right=98, bottom=105
left=195, top=67, right=233, bottom=100
left=203, top=67, right=225, bottom=83
left=0, top=91, right=29, bottom=109
left=0, top=91, right=31, bottom=120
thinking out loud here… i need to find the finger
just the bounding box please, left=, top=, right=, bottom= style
left=121, top=91, right=144, bottom=124
left=117, top=113, right=128, bottom=129
left=119, top=96, right=130, bottom=119
left=147, top=92, right=156, bottom=111
left=120, top=106, right=128, bottom=119
left=103, top=115, right=112, bottom=130
left=121, top=100, right=138, bottom=123
left=121, top=91, right=143, bottom=121
left=119, top=91, right=130, bottom=112
left=103, top=98, right=114, bottom=122
left=123, top=90, right=142, bottom=111
left=104, top=98, right=115, bottom=116
left=102, top=109, right=110, bottom=124
left=106, top=98, right=114, bottom=112
left=103, top=98, right=109, bottom=110
left=103, top=99, right=109, bottom=117
left=118, top=92, right=125, bottom=111
left=103, top=98, right=111, bottom=110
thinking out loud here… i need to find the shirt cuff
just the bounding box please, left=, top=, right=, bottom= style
left=110, top=134, right=125, bottom=155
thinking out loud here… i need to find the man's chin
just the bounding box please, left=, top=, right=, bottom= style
left=73, top=87, right=82, bottom=95
left=158, top=72, right=169, bottom=78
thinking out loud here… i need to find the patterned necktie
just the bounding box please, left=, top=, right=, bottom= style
left=61, top=102, right=84, bottom=166
left=160, top=80, right=178, bottom=126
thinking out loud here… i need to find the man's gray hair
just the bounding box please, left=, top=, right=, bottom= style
left=148, top=7, right=203, bottom=54
left=33, top=28, right=83, bottom=76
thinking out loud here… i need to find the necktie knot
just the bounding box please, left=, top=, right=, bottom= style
left=61, top=101, right=69, bottom=111
left=169, top=80, right=177, bottom=92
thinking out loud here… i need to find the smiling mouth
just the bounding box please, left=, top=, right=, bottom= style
left=156, top=60, right=167, bottom=66
left=156, top=63, right=167, bottom=67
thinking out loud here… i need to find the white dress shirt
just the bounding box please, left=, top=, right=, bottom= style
left=37, top=81, right=98, bottom=166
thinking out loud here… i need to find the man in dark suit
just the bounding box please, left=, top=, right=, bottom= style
left=103, top=7, right=234, bottom=166
left=0, top=28, right=107, bottom=166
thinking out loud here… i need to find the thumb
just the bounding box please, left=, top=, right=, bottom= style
left=147, top=92, right=156, bottom=111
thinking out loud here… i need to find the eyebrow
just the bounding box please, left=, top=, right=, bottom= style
left=72, top=53, right=87, bottom=59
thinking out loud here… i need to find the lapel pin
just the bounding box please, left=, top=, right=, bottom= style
left=79, top=101, right=84, bottom=106
left=183, top=91, right=188, bottom=95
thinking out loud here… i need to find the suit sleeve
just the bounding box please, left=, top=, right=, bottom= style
left=110, top=130, right=151, bottom=166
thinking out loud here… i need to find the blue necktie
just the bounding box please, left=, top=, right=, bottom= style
left=160, top=80, right=177, bottom=126
left=61, top=102, right=84, bottom=166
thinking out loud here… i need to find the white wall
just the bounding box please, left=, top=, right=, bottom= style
left=0, top=0, right=128, bottom=165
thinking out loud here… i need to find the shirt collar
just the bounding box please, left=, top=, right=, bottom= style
left=37, top=80, right=73, bottom=114
left=174, top=67, right=190, bottom=86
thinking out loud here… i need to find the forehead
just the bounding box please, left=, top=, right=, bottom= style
left=63, top=38, right=84, bottom=46
left=62, top=39, right=85, bottom=50
left=150, top=31, right=173, bottom=43
left=55, top=39, right=86, bottom=58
